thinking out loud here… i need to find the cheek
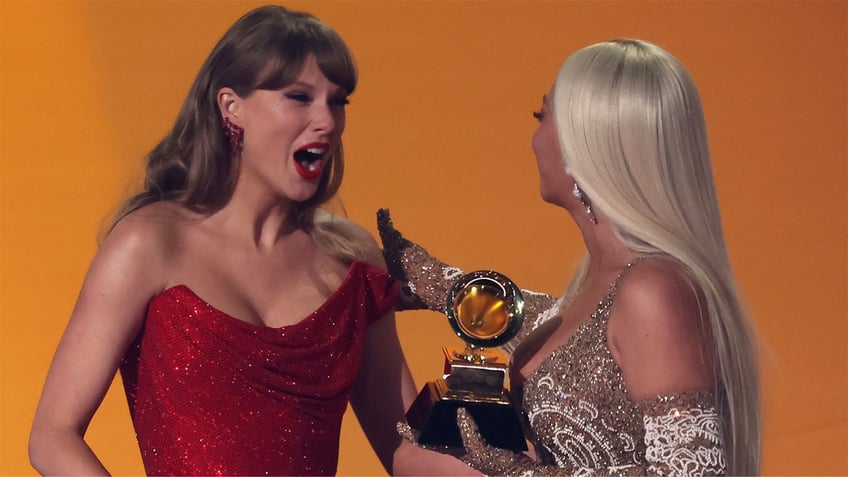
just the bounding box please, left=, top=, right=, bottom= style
left=532, top=127, right=559, bottom=170
left=533, top=120, right=558, bottom=154
left=335, top=111, right=347, bottom=135
left=541, top=166, right=575, bottom=207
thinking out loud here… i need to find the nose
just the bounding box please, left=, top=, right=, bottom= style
left=312, top=103, right=337, bottom=134
left=530, top=127, right=541, bottom=156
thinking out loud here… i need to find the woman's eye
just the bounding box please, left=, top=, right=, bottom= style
left=329, top=97, right=350, bottom=110
left=532, top=110, right=544, bottom=121
left=286, top=93, right=311, bottom=103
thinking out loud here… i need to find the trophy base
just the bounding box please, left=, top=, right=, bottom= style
left=405, top=378, right=528, bottom=451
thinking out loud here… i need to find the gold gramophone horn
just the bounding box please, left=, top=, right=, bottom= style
left=446, top=270, right=525, bottom=349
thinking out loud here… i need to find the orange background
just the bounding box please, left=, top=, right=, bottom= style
left=1, top=1, right=845, bottom=475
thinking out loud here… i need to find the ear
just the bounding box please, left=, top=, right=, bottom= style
left=217, top=87, right=242, bottom=122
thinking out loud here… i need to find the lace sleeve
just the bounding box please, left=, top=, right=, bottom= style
left=567, top=394, right=726, bottom=476
left=578, top=393, right=726, bottom=476
left=457, top=393, right=725, bottom=477
left=636, top=392, right=726, bottom=476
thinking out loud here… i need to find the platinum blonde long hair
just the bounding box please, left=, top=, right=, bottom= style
left=554, top=39, right=760, bottom=474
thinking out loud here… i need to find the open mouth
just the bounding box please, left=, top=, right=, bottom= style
left=293, top=143, right=328, bottom=180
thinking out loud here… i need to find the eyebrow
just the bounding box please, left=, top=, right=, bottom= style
left=286, top=81, right=315, bottom=90
left=285, top=80, right=346, bottom=97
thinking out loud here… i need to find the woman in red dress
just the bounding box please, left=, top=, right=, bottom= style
left=28, top=6, right=471, bottom=476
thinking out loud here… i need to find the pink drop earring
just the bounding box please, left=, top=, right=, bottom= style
left=572, top=182, right=598, bottom=225
left=223, top=117, right=244, bottom=156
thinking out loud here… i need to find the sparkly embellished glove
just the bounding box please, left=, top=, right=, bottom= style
left=376, top=209, right=560, bottom=336
left=455, top=408, right=560, bottom=477
left=396, top=420, right=421, bottom=444
left=377, top=208, right=462, bottom=312
left=396, top=420, right=468, bottom=459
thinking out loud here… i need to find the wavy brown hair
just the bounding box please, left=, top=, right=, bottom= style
left=112, top=5, right=357, bottom=235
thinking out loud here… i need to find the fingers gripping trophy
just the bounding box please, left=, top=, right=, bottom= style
left=378, top=209, right=540, bottom=452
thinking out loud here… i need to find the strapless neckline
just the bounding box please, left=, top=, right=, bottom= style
left=150, top=260, right=367, bottom=332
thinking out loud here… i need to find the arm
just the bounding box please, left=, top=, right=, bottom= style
left=351, top=307, right=479, bottom=476
left=349, top=307, right=416, bottom=473
left=345, top=219, right=478, bottom=475
left=608, top=258, right=715, bottom=398
left=29, top=216, right=167, bottom=475
left=376, top=209, right=559, bottom=352
left=607, top=258, right=724, bottom=475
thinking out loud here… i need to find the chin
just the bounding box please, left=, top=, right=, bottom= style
left=284, top=185, right=320, bottom=203
left=539, top=189, right=566, bottom=208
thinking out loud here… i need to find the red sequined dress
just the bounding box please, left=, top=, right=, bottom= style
left=119, top=261, right=398, bottom=476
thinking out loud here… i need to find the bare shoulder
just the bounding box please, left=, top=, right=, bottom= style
left=613, top=257, right=702, bottom=327
left=105, top=202, right=190, bottom=259
left=65, top=202, right=197, bottom=339
left=608, top=256, right=714, bottom=398
left=95, top=201, right=200, bottom=288
left=314, top=210, right=385, bottom=270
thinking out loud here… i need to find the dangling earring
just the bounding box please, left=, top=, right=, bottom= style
left=223, top=117, right=244, bottom=156
left=572, top=182, right=598, bottom=224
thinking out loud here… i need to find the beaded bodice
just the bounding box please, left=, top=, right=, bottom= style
left=514, top=258, right=724, bottom=475
left=519, top=262, right=646, bottom=470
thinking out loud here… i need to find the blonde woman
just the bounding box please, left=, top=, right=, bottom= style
left=381, top=38, right=760, bottom=475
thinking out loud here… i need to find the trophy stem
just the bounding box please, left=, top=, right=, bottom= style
left=406, top=345, right=527, bottom=451
left=453, top=344, right=489, bottom=365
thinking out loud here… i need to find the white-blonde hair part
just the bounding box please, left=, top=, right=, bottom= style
left=554, top=39, right=760, bottom=475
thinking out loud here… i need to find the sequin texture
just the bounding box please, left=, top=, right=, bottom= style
left=119, top=261, right=398, bottom=476
left=515, top=257, right=725, bottom=475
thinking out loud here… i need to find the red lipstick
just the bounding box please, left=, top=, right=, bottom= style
left=293, top=142, right=328, bottom=181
